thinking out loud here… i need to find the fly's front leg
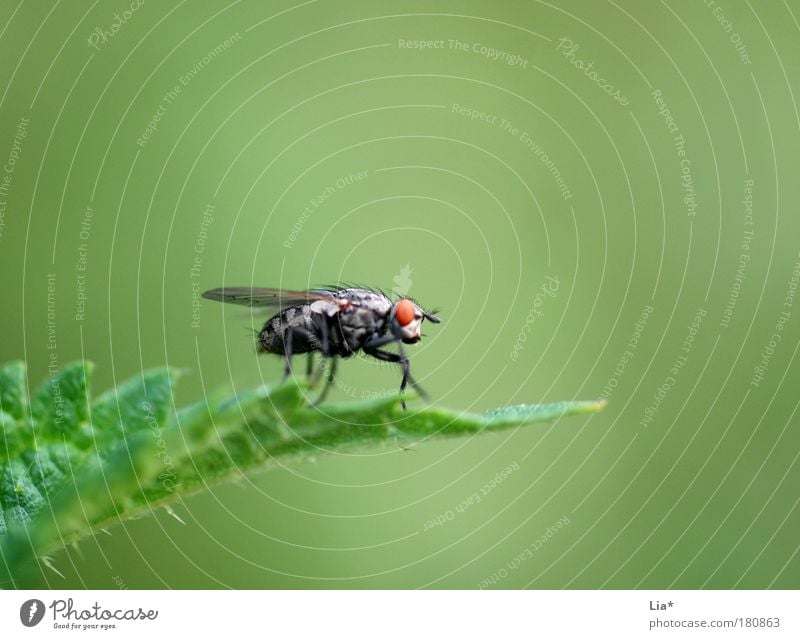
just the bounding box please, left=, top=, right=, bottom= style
left=393, top=341, right=417, bottom=405
left=362, top=333, right=399, bottom=350
left=364, top=345, right=427, bottom=410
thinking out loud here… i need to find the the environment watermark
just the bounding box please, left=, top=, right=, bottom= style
left=598, top=303, right=654, bottom=402
left=751, top=251, right=800, bottom=387
left=284, top=170, right=369, bottom=249
left=478, top=515, right=571, bottom=588
left=501, top=118, right=573, bottom=200
left=555, top=37, right=630, bottom=106
left=45, top=273, right=66, bottom=425
left=136, top=32, right=243, bottom=147
left=422, top=462, right=519, bottom=531
left=87, top=0, right=145, bottom=51
left=640, top=307, right=706, bottom=427
left=720, top=177, right=753, bottom=328
left=450, top=103, right=572, bottom=200
left=652, top=89, right=697, bottom=217
left=510, top=275, right=560, bottom=361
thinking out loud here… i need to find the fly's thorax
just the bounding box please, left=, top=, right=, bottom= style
left=334, top=288, right=392, bottom=314
left=309, top=297, right=347, bottom=316
left=319, top=289, right=392, bottom=351
left=337, top=304, right=390, bottom=350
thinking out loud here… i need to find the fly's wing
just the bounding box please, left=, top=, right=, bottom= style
left=201, top=287, right=334, bottom=309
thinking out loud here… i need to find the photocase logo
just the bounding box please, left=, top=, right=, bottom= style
left=20, top=599, right=45, bottom=627
left=392, top=264, right=413, bottom=296
left=15, top=597, right=159, bottom=629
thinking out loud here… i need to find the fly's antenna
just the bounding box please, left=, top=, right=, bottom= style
left=424, top=309, right=442, bottom=323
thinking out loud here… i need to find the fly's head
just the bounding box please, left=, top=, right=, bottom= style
left=391, top=298, right=441, bottom=344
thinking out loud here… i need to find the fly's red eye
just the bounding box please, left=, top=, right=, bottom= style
left=395, top=299, right=415, bottom=326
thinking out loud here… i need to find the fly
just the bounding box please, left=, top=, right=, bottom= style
left=201, top=286, right=441, bottom=408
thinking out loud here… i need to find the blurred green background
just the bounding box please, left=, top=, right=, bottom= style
left=1, top=0, right=798, bottom=588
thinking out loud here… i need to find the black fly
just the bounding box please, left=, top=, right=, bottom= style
left=201, top=286, right=441, bottom=408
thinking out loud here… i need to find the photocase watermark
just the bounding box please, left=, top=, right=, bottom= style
left=703, top=0, right=751, bottom=65
left=137, top=32, right=243, bottom=147
left=640, top=307, right=706, bottom=427
left=74, top=204, right=94, bottom=322
left=652, top=89, right=697, bottom=217
left=87, top=0, right=145, bottom=51
left=284, top=170, right=369, bottom=249
left=190, top=202, right=215, bottom=329
left=0, top=115, right=30, bottom=242
left=398, top=38, right=529, bottom=68
left=720, top=177, right=753, bottom=328
left=510, top=275, right=560, bottom=361
left=141, top=401, right=179, bottom=492
left=555, top=38, right=630, bottom=106
left=598, top=304, right=654, bottom=402
left=751, top=251, right=800, bottom=387
left=478, top=515, right=571, bottom=589
left=422, top=462, right=519, bottom=531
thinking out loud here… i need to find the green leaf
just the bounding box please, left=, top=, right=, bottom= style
left=0, top=361, right=605, bottom=586
left=0, top=361, right=27, bottom=421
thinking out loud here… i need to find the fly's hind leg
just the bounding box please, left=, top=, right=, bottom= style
left=310, top=319, right=337, bottom=406
left=309, top=316, right=331, bottom=386
left=312, top=356, right=338, bottom=407
left=282, top=326, right=312, bottom=380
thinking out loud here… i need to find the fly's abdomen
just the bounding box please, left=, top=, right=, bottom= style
left=258, top=305, right=317, bottom=354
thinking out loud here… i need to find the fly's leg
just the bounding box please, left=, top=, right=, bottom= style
left=364, top=346, right=427, bottom=410
left=282, top=326, right=312, bottom=380
left=362, top=333, right=400, bottom=350
left=312, top=356, right=338, bottom=407
left=282, top=327, right=294, bottom=379
left=310, top=317, right=330, bottom=386
left=393, top=339, right=429, bottom=406
left=363, top=333, right=416, bottom=409
left=306, top=353, right=314, bottom=378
